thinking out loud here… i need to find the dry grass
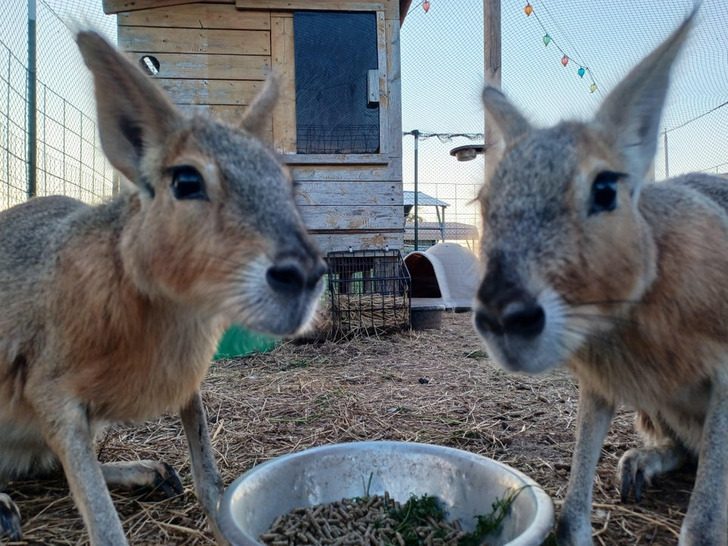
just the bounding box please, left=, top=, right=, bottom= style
left=6, top=313, right=692, bottom=545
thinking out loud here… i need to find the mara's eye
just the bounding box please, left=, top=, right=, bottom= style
left=588, top=171, right=624, bottom=215
left=171, top=166, right=207, bottom=200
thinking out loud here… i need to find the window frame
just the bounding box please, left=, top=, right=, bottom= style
left=265, top=5, right=393, bottom=164
left=292, top=10, right=382, bottom=156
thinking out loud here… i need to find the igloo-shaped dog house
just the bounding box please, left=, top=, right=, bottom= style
left=404, top=243, right=481, bottom=312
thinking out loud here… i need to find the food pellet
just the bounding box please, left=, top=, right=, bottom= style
left=259, top=493, right=487, bottom=546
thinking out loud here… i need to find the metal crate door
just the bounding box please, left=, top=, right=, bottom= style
left=326, top=249, right=411, bottom=335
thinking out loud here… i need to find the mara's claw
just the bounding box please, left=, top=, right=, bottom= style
left=152, top=462, right=184, bottom=498
left=617, top=445, right=685, bottom=504
left=619, top=457, right=645, bottom=503
left=0, top=493, right=22, bottom=542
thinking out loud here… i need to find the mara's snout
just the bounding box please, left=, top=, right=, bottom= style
left=474, top=272, right=573, bottom=374
left=266, top=256, right=326, bottom=299
left=474, top=294, right=545, bottom=339
left=473, top=249, right=576, bottom=373
left=258, top=247, right=327, bottom=336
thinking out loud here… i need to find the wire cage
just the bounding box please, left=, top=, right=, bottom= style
left=326, top=249, right=411, bottom=335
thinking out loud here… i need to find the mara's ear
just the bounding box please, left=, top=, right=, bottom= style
left=594, top=9, right=696, bottom=181
left=240, top=74, right=279, bottom=139
left=76, top=31, right=181, bottom=185
left=482, top=86, right=531, bottom=148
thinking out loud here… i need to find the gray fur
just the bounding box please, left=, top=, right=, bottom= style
left=0, top=31, right=324, bottom=544
left=475, top=10, right=727, bottom=545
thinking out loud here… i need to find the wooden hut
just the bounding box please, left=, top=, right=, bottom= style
left=102, top=0, right=412, bottom=254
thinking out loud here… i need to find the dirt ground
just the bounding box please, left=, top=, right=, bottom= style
left=7, top=312, right=692, bottom=545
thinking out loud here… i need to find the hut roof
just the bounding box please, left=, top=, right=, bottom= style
left=104, top=0, right=413, bottom=25
left=403, top=191, right=449, bottom=208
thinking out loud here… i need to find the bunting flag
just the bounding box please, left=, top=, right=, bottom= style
left=524, top=2, right=599, bottom=93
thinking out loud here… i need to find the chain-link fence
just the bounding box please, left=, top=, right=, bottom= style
left=657, top=102, right=728, bottom=179
left=0, top=1, right=116, bottom=211
left=401, top=0, right=728, bottom=253
left=401, top=1, right=486, bottom=254
left=2, top=1, right=726, bottom=233
left=0, top=39, right=29, bottom=209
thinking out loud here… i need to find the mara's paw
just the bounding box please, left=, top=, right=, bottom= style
left=619, top=448, right=648, bottom=503
left=618, top=446, right=685, bottom=503
left=101, top=460, right=184, bottom=498
left=0, top=493, right=22, bottom=542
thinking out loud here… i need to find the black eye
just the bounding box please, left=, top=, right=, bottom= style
left=171, top=166, right=207, bottom=200
left=588, top=171, right=624, bottom=215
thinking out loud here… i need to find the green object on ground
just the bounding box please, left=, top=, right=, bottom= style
left=214, top=325, right=278, bottom=360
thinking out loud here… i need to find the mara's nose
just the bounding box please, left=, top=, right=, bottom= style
left=475, top=299, right=545, bottom=338
left=266, top=258, right=326, bottom=297
left=501, top=300, right=545, bottom=337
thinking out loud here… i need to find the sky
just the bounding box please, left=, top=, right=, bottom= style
left=400, top=0, right=728, bottom=227
left=0, top=0, right=725, bottom=223
left=0, top=0, right=116, bottom=207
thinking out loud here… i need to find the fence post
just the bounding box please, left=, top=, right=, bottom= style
left=412, top=129, right=420, bottom=251
left=27, top=0, right=37, bottom=198
left=484, top=0, right=501, bottom=88
left=663, top=129, right=669, bottom=179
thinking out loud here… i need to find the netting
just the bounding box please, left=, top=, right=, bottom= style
left=401, top=0, right=728, bottom=251
left=0, top=1, right=116, bottom=211
left=1, top=1, right=725, bottom=237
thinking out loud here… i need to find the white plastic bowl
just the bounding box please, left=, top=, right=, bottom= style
left=219, top=440, right=554, bottom=545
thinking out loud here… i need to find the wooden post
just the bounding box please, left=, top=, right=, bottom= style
left=412, top=129, right=420, bottom=251
left=483, top=0, right=500, bottom=175
left=484, top=0, right=501, bottom=88
left=663, top=129, right=670, bottom=179
left=27, top=0, right=37, bottom=198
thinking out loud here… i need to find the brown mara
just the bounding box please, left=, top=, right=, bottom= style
left=474, top=9, right=728, bottom=546
left=0, top=31, right=325, bottom=545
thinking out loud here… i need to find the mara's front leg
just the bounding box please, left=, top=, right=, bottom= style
left=679, top=370, right=728, bottom=546
left=557, top=386, right=614, bottom=546
left=30, top=393, right=127, bottom=545
left=180, top=391, right=229, bottom=545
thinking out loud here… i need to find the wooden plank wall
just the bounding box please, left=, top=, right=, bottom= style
left=116, top=1, right=404, bottom=253
left=117, top=4, right=273, bottom=139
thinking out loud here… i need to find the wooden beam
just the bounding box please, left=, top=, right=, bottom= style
left=282, top=154, right=390, bottom=166
left=484, top=0, right=501, bottom=88
left=235, top=1, right=387, bottom=12
left=118, top=5, right=270, bottom=30
left=125, top=53, right=270, bottom=80
left=156, top=78, right=263, bottom=105
left=118, top=26, right=270, bottom=55
left=383, top=18, right=402, bottom=158
left=295, top=181, right=400, bottom=206
left=104, top=0, right=230, bottom=15
left=299, top=205, right=402, bottom=231
left=310, top=231, right=403, bottom=252
left=376, top=11, right=390, bottom=154
left=289, top=163, right=399, bottom=182
left=270, top=15, right=296, bottom=154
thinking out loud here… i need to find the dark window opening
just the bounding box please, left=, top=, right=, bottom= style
left=294, top=11, right=380, bottom=154
left=405, top=254, right=442, bottom=298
